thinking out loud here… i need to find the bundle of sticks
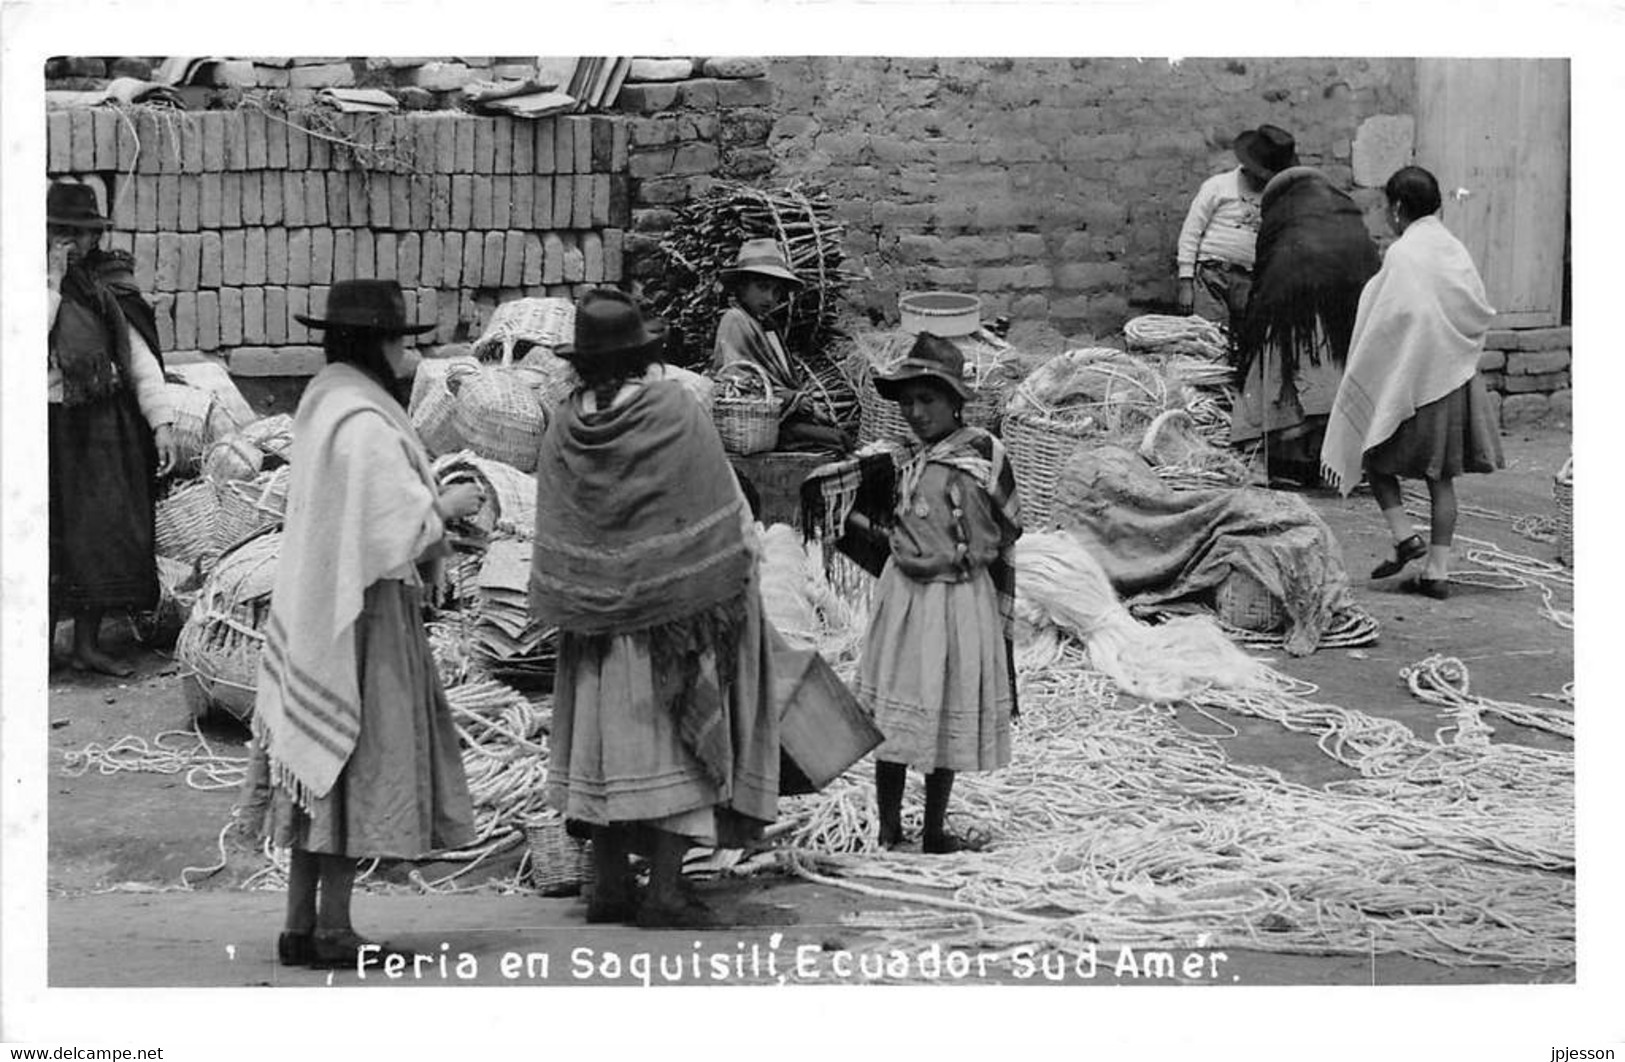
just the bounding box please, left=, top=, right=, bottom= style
left=647, top=181, right=861, bottom=431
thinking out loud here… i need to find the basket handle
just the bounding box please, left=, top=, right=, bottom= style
left=1138, top=408, right=1194, bottom=459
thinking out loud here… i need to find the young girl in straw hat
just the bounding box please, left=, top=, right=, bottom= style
left=851, top=333, right=1023, bottom=852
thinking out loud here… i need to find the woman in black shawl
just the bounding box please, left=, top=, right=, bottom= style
left=1231, top=163, right=1381, bottom=484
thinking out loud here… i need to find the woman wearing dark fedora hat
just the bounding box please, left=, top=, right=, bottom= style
left=839, top=332, right=1023, bottom=853
left=239, top=278, right=482, bottom=969
left=712, top=238, right=850, bottom=453
left=531, top=288, right=784, bottom=927
left=47, top=181, right=179, bottom=676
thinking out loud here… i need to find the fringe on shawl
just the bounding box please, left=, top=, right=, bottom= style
left=573, top=594, right=749, bottom=788
left=248, top=714, right=320, bottom=817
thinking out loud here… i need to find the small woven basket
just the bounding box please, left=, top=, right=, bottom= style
left=1554, top=457, right=1573, bottom=567
left=214, top=466, right=291, bottom=553
left=453, top=368, right=548, bottom=472
left=524, top=812, right=591, bottom=897
left=132, top=555, right=200, bottom=648
left=712, top=360, right=780, bottom=455
left=1139, top=408, right=1250, bottom=492
left=238, top=413, right=295, bottom=463
left=168, top=383, right=249, bottom=476
left=1215, top=568, right=1285, bottom=633
left=154, top=479, right=223, bottom=567
left=1002, top=409, right=1103, bottom=531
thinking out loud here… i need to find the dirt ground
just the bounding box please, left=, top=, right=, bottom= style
left=38, top=426, right=1574, bottom=989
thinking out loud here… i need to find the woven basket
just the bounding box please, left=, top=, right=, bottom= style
left=174, top=615, right=262, bottom=723
left=411, top=358, right=482, bottom=457
left=214, top=467, right=291, bottom=552
left=201, top=434, right=265, bottom=483
left=168, top=383, right=249, bottom=476
left=712, top=360, right=780, bottom=455
left=132, top=555, right=200, bottom=648
left=524, top=812, right=591, bottom=896
left=1002, top=409, right=1104, bottom=531
left=238, top=413, right=295, bottom=463
left=853, top=329, right=1019, bottom=445
left=174, top=530, right=281, bottom=721
left=154, top=479, right=223, bottom=566
left=453, top=368, right=548, bottom=472
left=473, top=297, right=575, bottom=363
left=1554, top=457, right=1573, bottom=567
left=1215, top=568, right=1285, bottom=633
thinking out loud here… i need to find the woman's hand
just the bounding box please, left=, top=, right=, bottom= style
left=153, top=425, right=178, bottom=477
left=438, top=483, right=485, bottom=521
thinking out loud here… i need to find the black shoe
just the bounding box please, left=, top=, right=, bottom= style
left=1372, top=535, right=1428, bottom=579
left=277, top=930, right=313, bottom=967
left=307, top=929, right=415, bottom=970
left=1400, top=575, right=1450, bottom=600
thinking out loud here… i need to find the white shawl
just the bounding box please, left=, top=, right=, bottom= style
left=253, top=363, right=444, bottom=806
left=1321, top=215, right=1495, bottom=495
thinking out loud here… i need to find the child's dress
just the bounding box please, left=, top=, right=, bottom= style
left=853, top=427, right=1022, bottom=772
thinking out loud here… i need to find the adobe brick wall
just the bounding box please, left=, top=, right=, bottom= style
left=47, top=106, right=631, bottom=377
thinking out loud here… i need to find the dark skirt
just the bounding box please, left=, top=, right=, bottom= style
left=48, top=393, right=158, bottom=614
left=243, top=580, right=476, bottom=859
left=1365, top=375, right=1505, bottom=481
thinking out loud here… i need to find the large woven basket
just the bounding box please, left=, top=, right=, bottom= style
left=1002, top=409, right=1103, bottom=531
left=473, top=297, right=575, bottom=363
left=214, top=466, right=291, bottom=552
left=1554, top=457, right=1573, bottom=567
left=852, top=329, right=1019, bottom=445
left=1215, top=567, right=1284, bottom=633
left=174, top=530, right=281, bottom=721
left=712, top=360, right=780, bottom=455
left=524, top=812, right=591, bottom=896
left=154, top=479, right=223, bottom=567
left=411, top=358, right=482, bottom=457
left=453, top=368, right=548, bottom=472
left=168, top=382, right=250, bottom=476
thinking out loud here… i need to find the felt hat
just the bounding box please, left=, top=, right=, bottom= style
left=554, top=288, right=667, bottom=363
left=1233, top=124, right=1299, bottom=178
left=294, top=279, right=434, bottom=334
left=874, top=332, right=970, bottom=402
left=721, top=238, right=803, bottom=287
left=47, top=182, right=112, bottom=229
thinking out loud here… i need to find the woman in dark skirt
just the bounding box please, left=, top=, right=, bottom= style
left=1320, top=166, right=1505, bottom=599
left=47, top=183, right=179, bottom=675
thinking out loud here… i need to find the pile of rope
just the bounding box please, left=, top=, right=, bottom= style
left=755, top=543, right=1572, bottom=972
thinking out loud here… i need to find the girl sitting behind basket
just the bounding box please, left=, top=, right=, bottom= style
left=712, top=238, right=850, bottom=453
left=851, top=332, right=1023, bottom=852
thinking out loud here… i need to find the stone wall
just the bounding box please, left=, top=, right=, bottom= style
left=1480, top=327, right=1573, bottom=429
left=46, top=105, right=630, bottom=379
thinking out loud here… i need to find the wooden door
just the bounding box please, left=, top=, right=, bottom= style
left=1416, top=58, right=1569, bottom=328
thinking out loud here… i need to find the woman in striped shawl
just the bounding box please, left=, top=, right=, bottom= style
left=241, top=280, right=481, bottom=970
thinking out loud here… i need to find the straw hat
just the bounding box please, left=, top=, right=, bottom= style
left=721, top=238, right=803, bottom=287
left=874, top=332, right=970, bottom=402
left=294, top=279, right=434, bottom=334
left=554, top=288, right=667, bottom=364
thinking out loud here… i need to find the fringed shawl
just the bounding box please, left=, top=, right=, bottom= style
left=52, top=263, right=131, bottom=405
left=530, top=379, right=753, bottom=786
left=1321, top=216, right=1495, bottom=495
left=253, top=364, right=443, bottom=807
left=1236, top=167, right=1381, bottom=400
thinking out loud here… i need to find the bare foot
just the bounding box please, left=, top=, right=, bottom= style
left=70, top=647, right=135, bottom=677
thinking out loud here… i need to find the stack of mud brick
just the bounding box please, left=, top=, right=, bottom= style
left=46, top=105, right=631, bottom=376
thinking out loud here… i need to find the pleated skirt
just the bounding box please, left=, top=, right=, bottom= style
left=854, top=564, right=1012, bottom=773
left=1365, top=375, right=1505, bottom=481
left=244, top=580, right=476, bottom=860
